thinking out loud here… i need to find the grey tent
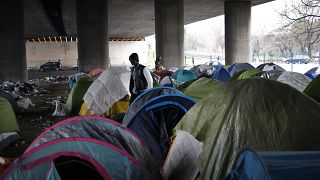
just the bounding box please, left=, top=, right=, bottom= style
left=175, top=78, right=320, bottom=179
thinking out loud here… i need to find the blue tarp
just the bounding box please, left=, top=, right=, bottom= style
left=226, top=150, right=320, bottom=180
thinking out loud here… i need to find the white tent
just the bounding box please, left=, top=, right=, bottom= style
left=83, top=66, right=131, bottom=115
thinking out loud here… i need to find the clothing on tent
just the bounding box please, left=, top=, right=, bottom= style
left=175, top=78, right=320, bottom=179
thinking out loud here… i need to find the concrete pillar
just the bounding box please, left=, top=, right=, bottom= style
left=155, top=0, right=184, bottom=68
left=76, top=0, right=108, bottom=73
left=225, top=1, right=251, bottom=65
left=0, top=0, right=26, bottom=82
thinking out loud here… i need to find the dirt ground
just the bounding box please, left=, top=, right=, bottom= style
left=0, top=81, right=71, bottom=158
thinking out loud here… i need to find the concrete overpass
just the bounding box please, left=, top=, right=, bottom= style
left=0, top=0, right=273, bottom=81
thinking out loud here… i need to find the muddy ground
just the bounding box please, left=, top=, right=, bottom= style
left=0, top=81, right=71, bottom=158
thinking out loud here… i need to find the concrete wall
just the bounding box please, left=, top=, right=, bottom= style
left=26, top=42, right=78, bottom=68
left=109, top=41, right=148, bottom=66
left=26, top=41, right=148, bottom=68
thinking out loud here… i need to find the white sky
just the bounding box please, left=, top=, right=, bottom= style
left=185, top=0, right=292, bottom=35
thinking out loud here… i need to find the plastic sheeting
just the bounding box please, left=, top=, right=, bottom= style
left=277, top=71, right=312, bottom=92
left=183, top=77, right=223, bottom=101
left=175, top=78, right=320, bottom=179
left=163, top=130, right=202, bottom=180
left=123, top=86, right=183, bottom=125
left=83, top=66, right=131, bottom=115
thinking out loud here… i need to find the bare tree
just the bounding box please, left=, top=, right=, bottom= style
left=279, top=0, right=320, bottom=57
left=184, top=29, right=204, bottom=52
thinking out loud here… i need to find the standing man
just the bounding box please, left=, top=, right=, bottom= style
left=129, top=53, right=153, bottom=104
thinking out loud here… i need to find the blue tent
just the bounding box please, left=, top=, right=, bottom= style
left=227, top=63, right=254, bottom=76
left=124, top=94, right=195, bottom=167
left=123, top=86, right=183, bottom=124
left=212, top=66, right=231, bottom=83
left=2, top=116, right=160, bottom=179
left=68, top=72, right=88, bottom=89
left=226, top=150, right=320, bottom=180
left=305, top=67, right=320, bottom=79
left=171, top=69, right=197, bottom=83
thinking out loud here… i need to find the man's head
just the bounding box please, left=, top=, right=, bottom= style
left=129, top=53, right=139, bottom=66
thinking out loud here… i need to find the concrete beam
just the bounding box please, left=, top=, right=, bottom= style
left=225, top=0, right=251, bottom=65
left=0, top=0, right=27, bottom=82
left=76, top=0, right=109, bottom=73
left=155, top=0, right=184, bottom=68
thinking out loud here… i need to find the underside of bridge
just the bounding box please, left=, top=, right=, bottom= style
left=0, top=0, right=273, bottom=81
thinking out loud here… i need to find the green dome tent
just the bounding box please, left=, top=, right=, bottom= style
left=176, top=79, right=197, bottom=93
left=0, top=97, right=19, bottom=133
left=175, top=78, right=320, bottom=179
left=183, top=77, right=223, bottom=101
left=66, top=76, right=94, bottom=115
left=0, top=97, right=20, bottom=149
left=304, top=75, right=320, bottom=103
left=229, top=68, right=263, bottom=82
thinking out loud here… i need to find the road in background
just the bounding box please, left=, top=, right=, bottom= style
left=28, top=69, right=78, bottom=80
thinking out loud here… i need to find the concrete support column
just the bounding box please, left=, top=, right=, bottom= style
left=76, top=0, right=108, bottom=73
left=0, top=0, right=26, bottom=82
left=225, top=1, right=251, bottom=65
left=155, top=0, right=184, bottom=68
